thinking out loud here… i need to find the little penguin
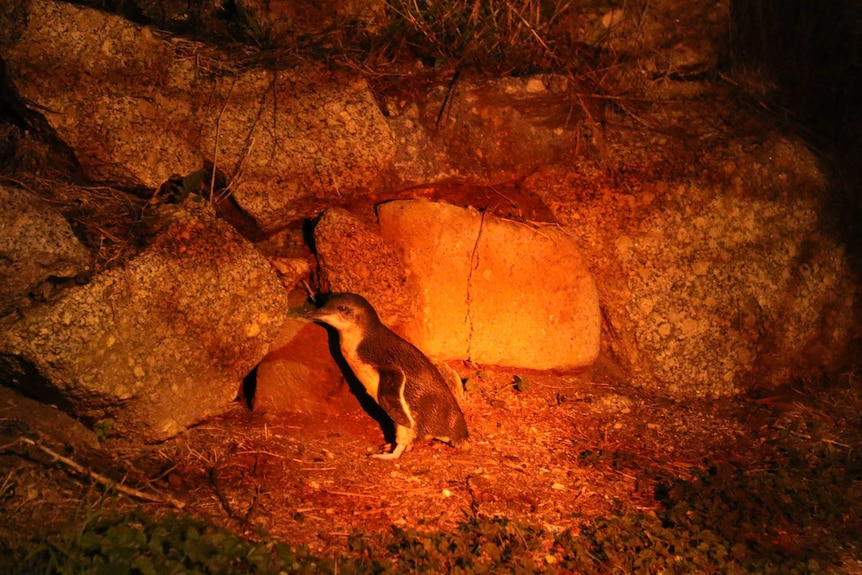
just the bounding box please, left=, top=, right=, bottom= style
left=305, top=292, right=469, bottom=459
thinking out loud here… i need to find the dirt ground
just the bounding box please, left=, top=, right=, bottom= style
left=1, top=363, right=860, bottom=569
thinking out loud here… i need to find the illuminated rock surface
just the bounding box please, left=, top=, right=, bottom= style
left=377, top=199, right=601, bottom=370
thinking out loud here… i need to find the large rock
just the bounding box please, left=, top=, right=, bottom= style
left=311, top=200, right=600, bottom=370
left=0, top=203, right=289, bottom=441
left=0, top=185, right=90, bottom=316
left=523, top=134, right=856, bottom=397
left=387, top=75, right=593, bottom=188
left=312, top=207, right=419, bottom=326
left=251, top=317, right=352, bottom=414
left=1, top=0, right=395, bottom=231
left=377, top=200, right=600, bottom=369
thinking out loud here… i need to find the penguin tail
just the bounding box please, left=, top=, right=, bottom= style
left=432, top=434, right=470, bottom=450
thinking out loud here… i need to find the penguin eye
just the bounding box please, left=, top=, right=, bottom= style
left=337, top=305, right=350, bottom=314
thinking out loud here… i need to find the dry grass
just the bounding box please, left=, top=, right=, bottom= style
left=380, top=0, right=574, bottom=72
left=3, top=174, right=151, bottom=273
left=210, top=0, right=619, bottom=101
left=0, top=126, right=152, bottom=272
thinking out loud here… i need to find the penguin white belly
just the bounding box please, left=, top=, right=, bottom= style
left=344, top=352, right=381, bottom=401
left=338, top=330, right=380, bottom=401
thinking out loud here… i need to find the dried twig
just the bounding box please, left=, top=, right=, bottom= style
left=1, top=437, right=185, bottom=509
left=436, top=68, right=461, bottom=129
left=485, top=184, right=517, bottom=208
left=821, top=438, right=851, bottom=449
left=323, top=489, right=380, bottom=499
left=209, top=466, right=235, bottom=518
left=211, top=77, right=237, bottom=202
left=503, top=0, right=557, bottom=61
left=464, top=208, right=486, bottom=357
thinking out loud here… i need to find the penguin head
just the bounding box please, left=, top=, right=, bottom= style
left=304, top=292, right=380, bottom=332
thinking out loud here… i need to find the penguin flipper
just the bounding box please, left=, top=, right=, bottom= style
left=376, top=368, right=413, bottom=429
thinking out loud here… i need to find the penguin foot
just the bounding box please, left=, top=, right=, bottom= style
left=371, top=442, right=408, bottom=460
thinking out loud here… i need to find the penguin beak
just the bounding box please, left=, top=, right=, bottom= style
left=304, top=308, right=324, bottom=321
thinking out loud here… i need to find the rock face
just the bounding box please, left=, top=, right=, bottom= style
left=1, top=0, right=395, bottom=232
left=309, top=200, right=600, bottom=370
left=312, top=207, right=419, bottom=327
left=0, top=204, right=289, bottom=441
left=386, top=76, right=592, bottom=188
left=377, top=200, right=601, bottom=370
left=523, top=135, right=856, bottom=397
left=251, top=317, right=352, bottom=414
left=0, top=0, right=855, bottom=402
left=0, top=0, right=730, bottom=233
left=0, top=185, right=90, bottom=316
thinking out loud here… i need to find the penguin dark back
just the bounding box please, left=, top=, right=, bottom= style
left=305, top=293, right=469, bottom=459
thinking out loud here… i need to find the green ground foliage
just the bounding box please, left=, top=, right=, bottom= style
left=565, top=442, right=860, bottom=575
left=3, top=440, right=857, bottom=575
